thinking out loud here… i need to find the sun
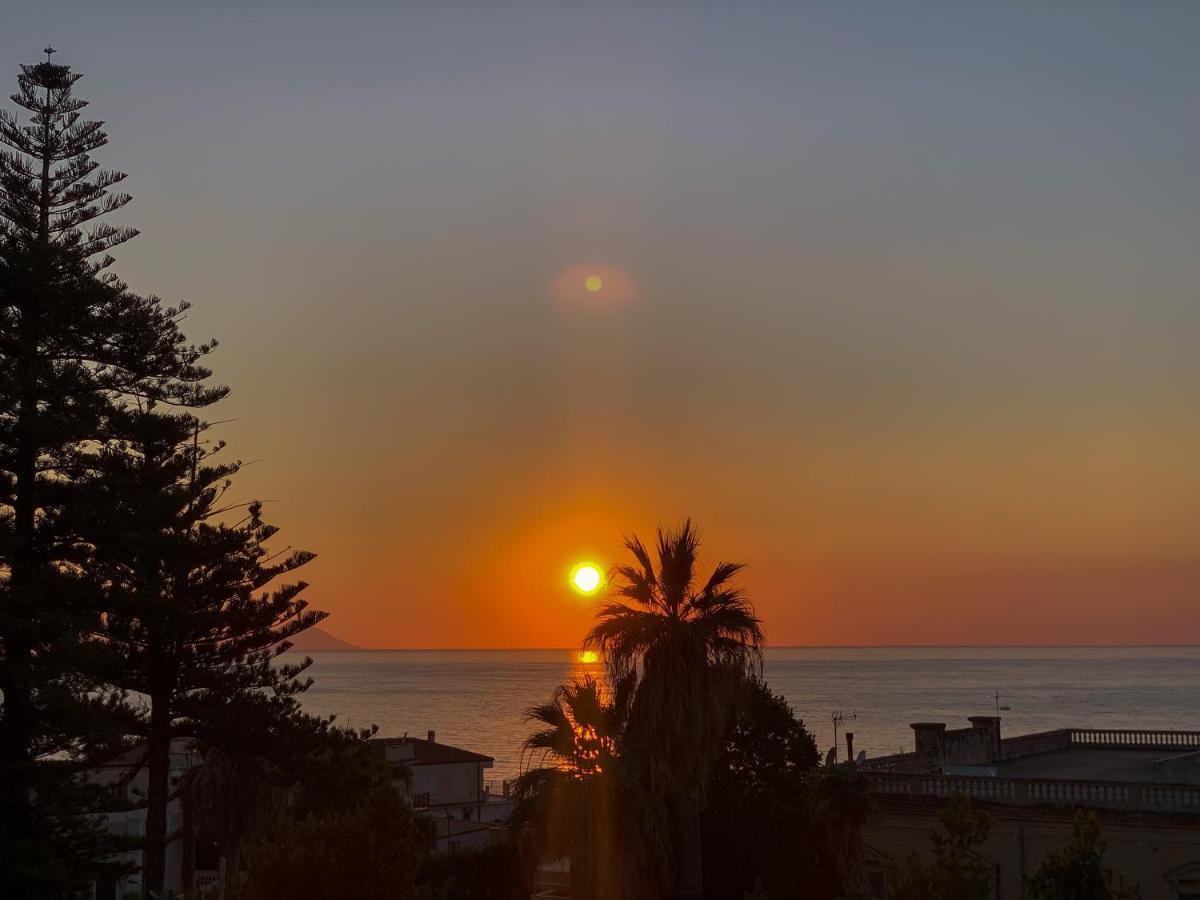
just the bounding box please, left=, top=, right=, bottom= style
left=584, top=274, right=603, bottom=293
left=570, top=562, right=604, bottom=595
left=577, top=650, right=600, bottom=664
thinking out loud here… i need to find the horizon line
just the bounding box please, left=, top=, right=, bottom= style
left=302, top=642, right=1200, bottom=652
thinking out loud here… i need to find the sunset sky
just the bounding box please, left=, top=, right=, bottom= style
left=5, top=3, right=1198, bottom=648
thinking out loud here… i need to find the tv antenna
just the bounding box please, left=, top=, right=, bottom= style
left=830, top=710, right=856, bottom=764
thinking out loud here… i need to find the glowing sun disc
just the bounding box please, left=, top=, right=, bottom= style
left=577, top=650, right=600, bottom=664
left=570, top=563, right=603, bottom=595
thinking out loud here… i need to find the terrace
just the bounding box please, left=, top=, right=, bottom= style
left=859, top=724, right=1200, bottom=815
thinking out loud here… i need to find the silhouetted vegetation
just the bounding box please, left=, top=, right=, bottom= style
left=513, top=674, right=670, bottom=899
left=585, top=521, right=764, bottom=900
left=1026, top=811, right=1140, bottom=900
left=701, top=677, right=821, bottom=898
left=513, top=525, right=899, bottom=900
left=0, top=53, right=224, bottom=895
left=418, top=838, right=526, bottom=900
left=0, top=53, right=342, bottom=896
left=887, top=796, right=994, bottom=900
left=238, top=747, right=430, bottom=900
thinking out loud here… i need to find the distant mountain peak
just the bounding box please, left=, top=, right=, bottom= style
left=287, top=626, right=361, bottom=651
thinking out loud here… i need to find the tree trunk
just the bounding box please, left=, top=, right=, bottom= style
left=223, top=838, right=242, bottom=900
left=671, top=794, right=703, bottom=900
left=142, top=703, right=172, bottom=897
left=0, top=261, right=42, bottom=890
left=180, top=773, right=195, bottom=894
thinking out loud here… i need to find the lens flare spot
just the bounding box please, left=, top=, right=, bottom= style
left=570, top=563, right=603, bottom=595
left=549, top=263, right=638, bottom=310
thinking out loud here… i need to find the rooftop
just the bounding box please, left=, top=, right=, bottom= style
left=861, top=723, right=1200, bottom=815
left=992, top=746, right=1199, bottom=784
left=374, top=735, right=494, bottom=767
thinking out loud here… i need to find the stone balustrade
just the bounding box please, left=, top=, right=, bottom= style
left=1069, top=729, right=1200, bottom=750
left=867, top=771, right=1200, bottom=813
left=857, top=750, right=939, bottom=774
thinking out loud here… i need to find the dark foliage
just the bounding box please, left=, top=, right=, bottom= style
left=1025, top=811, right=1140, bottom=900
left=238, top=746, right=431, bottom=900
left=419, top=837, right=526, bottom=900
left=804, top=764, right=876, bottom=900
left=512, top=674, right=671, bottom=900
left=887, top=796, right=994, bottom=900
left=76, top=404, right=329, bottom=892
left=0, top=54, right=221, bottom=895
left=585, top=521, right=763, bottom=899
left=701, top=678, right=820, bottom=899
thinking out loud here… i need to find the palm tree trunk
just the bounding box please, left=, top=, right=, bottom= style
left=671, top=794, right=703, bottom=900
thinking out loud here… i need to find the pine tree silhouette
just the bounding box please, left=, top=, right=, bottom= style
left=0, top=53, right=222, bottom=894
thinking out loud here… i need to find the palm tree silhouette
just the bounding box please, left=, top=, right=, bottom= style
left=513, top=675, right=669, bottom=899
left=585, top=521, right=763, bottom=900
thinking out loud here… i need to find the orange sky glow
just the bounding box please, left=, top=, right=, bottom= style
left=6, top=4, right=1198, bottom=649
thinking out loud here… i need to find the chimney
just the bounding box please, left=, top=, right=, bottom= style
left=968, top=716, right=1002, bottom=762
left=845, top=732, right=855, bottom=765
left=427, top=729, right=435, bottom=744
left=911, top=722, right=947, bottom=765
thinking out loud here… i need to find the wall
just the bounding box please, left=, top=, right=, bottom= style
left=865, top=801, right=1200, bottom=900
left=411, top=761, right=485, bottom=809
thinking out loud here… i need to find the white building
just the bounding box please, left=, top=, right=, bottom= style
left=86, top=739, right=220, bottom=899
left=375, top=730, right=514, bottom=851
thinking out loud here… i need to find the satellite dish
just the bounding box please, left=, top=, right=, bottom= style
left=824, top=747, right=837, bottom=767
left=856, top=750, right=866, bottom=764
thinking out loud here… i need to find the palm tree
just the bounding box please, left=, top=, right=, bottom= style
left=585, top=521, right=763, bottom=900
left=512, top=675, right=669, bottom=900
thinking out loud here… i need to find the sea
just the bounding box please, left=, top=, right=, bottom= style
left=292, top=647, right=1200, bottom=787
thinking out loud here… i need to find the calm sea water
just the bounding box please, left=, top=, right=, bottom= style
left=294, top=647, right=1200, bottom=787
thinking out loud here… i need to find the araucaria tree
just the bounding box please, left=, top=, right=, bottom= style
left=585, top=521, right=763, bottom=900
left=0, top=54, right=219, bottom=894
left=78, top=408, right=330, bottom=895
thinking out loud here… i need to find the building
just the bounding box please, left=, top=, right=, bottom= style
left=87, top=731, right=511, bottom=894
left=858, top=719, right=1200, bottom=900
left=375, top=730, right=514, bottom=852
left=87, top=739, right=220, bottom=899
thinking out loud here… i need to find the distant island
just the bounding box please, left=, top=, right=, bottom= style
left=287, top=626, right=361, bottom=651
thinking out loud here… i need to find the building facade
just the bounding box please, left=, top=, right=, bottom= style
left=376, top=730, right=514, bottom=852
left=859, top=720, right=1200, bottom=900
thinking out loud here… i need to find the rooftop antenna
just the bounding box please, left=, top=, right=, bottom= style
left=44, top=46, right=56, bottom=62
left=830, top=710, right=856, bottom=764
